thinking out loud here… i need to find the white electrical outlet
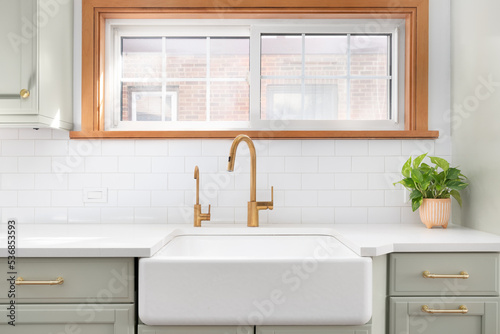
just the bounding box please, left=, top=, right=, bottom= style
left=83, top=188, right=108, bottom=203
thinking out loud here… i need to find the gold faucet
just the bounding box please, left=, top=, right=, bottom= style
left=227, top=135, right=273, bottom=227
left=193, top=166, right=211, bottom=227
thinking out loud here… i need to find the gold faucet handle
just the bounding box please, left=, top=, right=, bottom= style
left=257, top=186, right=274, bottom=210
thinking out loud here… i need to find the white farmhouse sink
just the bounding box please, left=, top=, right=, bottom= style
left=139, top=233, right=372, bottom=326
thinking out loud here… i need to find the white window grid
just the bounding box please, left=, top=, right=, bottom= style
left=104, top=19, right=405, bottom=131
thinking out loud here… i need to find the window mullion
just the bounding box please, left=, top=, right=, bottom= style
left=161, top=36, right=167, bottom=122
left=301, top=34, right=306, bottom=120
left=346, top=33, right=351, bottom=120
left=206, top=37, right=211, bottom=122
left=249, top=27, right=261, bottom=125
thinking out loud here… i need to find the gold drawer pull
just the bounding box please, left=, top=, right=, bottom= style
left=16, top=277, right=64, bottom=286
left=422, top=271, right=469, bottom=279
left=20, top=89, right=30, bottom=99
left=422, top=305, right=468, bottom=314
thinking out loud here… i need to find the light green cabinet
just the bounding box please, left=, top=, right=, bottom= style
left=388, top=253, right=500, bottom=334
left=0, top=258, right=136, bottom=333
left=0, top=0, right=73, bottom=129
left=138, top=325, right=253, bottom=334
left=0, top=304, right=135, bottom=334
left=256, top=325, right=371, bottom=334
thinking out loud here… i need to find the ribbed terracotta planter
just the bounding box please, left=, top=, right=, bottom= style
left=419, top=198, right=452, bottom=229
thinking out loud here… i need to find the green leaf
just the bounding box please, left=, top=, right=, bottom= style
left=412, top=197, right=423, bottom=212
left=394, top=178, right=416, bottom=189
left=401, top=157, right=412, bottom=178
left=421, top=174, right=431, bottom=191
left=420, top=163, right=432, bottom=173
left=412, top=153, right=427, bottom=169
left=410, top=190, right=423, bottom=200
left=411, top=168, right=424, bottom=184
left=430, top=156, right=450, bottom=172
left=450, top=190, right=463, bottom=207
left=446, top=180, right=469, bottom=190
left=447, top=167, right=461, bottom=180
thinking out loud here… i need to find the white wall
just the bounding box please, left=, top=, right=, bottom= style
left=0, top=0, right=451, bottom=225
left=451, top=0, right=500, bottom=234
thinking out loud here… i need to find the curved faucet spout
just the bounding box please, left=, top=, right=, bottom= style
left=227, top=134, right=257, bottom=202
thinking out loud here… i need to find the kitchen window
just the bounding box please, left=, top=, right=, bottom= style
left=71, top=0, right=437, bottom=139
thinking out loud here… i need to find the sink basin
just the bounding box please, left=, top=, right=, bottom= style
left=139, top=233, right=372, bottom=326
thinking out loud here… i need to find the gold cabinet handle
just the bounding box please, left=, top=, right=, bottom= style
left=16, top=277, right=64, bottom=285
left=422, top=271, right=469, bottom=279
left=422, top=305, right=468, bottom=314
left=20, top=89, right=30, bottom=99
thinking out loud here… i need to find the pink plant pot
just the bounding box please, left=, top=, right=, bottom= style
left=419, top=198, right=452, bottom=229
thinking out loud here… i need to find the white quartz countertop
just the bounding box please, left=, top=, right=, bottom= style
left=1, top=223, right=500, bottom=257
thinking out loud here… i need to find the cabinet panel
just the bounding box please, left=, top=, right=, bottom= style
left=0, top=304, right=135, bottom=334
left=389, top=253, right=499, bottom=296
left=0, top=0, right=37, bottom=114
left=0, top=258, right=134, bottom=303
left=389, top=297, right=499, bottom=334
left=138, top=325, right=253, bottom=334
left=256, top=325, right=371, bottom=334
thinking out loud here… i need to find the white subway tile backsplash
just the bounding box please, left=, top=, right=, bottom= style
left=135, top=140, right=169, bottom=156
left=2, top=208, right=34, bottom=224
left=285, top=190, right=317, bottom=207
left=1, top=136, right=444, bottom=225
left=285, top=157, right=318, bottom=173
left=302, top=174, right=334, bottom=190
left=368, top=207, right=401, bottom=224
left=335, top=208, right=368, bottom=224
left=69, top=174, right=102, bottom=189
left=19, top=157, right=52, bottom=173
left=18, top=191, right=51, bottom=207
left=35, top=208, right=68, bottom=223
left=268, top=173, right=301, bottom=190
left=352, top=157, right=384, bottom=173
left=2, top=174, right=35, bottom=189
left=152, top=157, right=185, bottom=173
left=117, top=191, right=151, bottom=207
left=35, top=174, right=68, bottom=190
left=335, top=173, right=368, bottom=190
left=369, top=140, right=402, bottom=156
left=118, top=157, right=151, bottom=173
left=169, top=140, right=202, bottom=156
left=317, top=190, right=351, bottom=207
left=401, top=140, right=435, bottom=156
left=101, top=207, right=134, bottom=224
left=85, top=157, right=118, bottom=173
left=52, top=191, right=84, bottom=207
left=0, top=191, right=17, bottom=207
left=269, top=140, right=302, bottom=156
left=2, top=140, right=34, bottom=156
left=335, top=140, right=369, bottom=156
left=167, top=173, right=193, bottom=190
left=35, top=140, right=68, bottom=156
left=302, top=140, right=335, bottom=156
left=0, top=157, right=18, bottom=172
left=302, top=207, right=335, bottom=224
left=68, top=207, right=101, bottom=224
left=152, top=190, right=185, bottom=207
left=368, top=173, right=400, bottom=190
left=352, top=190, right=385, bottom=207
left=319, top=157, right=351, bottom=173
left=134, top=208, right=168, bottom=223
left=135, top=173, right=168, bottom=190
left=102, top=140, right=135, bottom=156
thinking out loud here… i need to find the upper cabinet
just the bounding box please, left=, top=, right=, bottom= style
left=0, top=0, right=73, bottom=130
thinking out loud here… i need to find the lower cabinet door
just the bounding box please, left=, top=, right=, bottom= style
left=138, top=325, right=253, bottom=334
left=0, top=304, right=135, bottom=334
left=389, top=297, right=499, bottom=334
left=256, top=325, right=371, bottom=334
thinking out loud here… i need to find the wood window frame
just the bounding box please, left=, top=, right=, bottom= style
left=70, top=0, right=438, bottom=139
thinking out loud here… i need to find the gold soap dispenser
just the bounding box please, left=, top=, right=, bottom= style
left=193, top=166, right=211, bottom=227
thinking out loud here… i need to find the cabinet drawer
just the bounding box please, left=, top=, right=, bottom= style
left=138, top=325, right=253, bottom=334
left=0, top=304, right=135, bottom=334
left=389, top=297, right=500, bottom=334
left=389, top=253, right=499, bottom=296
left=0, top=258, right=134, bottom=303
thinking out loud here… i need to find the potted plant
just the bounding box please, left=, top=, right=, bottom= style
left=394, top=153, right=469, bottom=229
